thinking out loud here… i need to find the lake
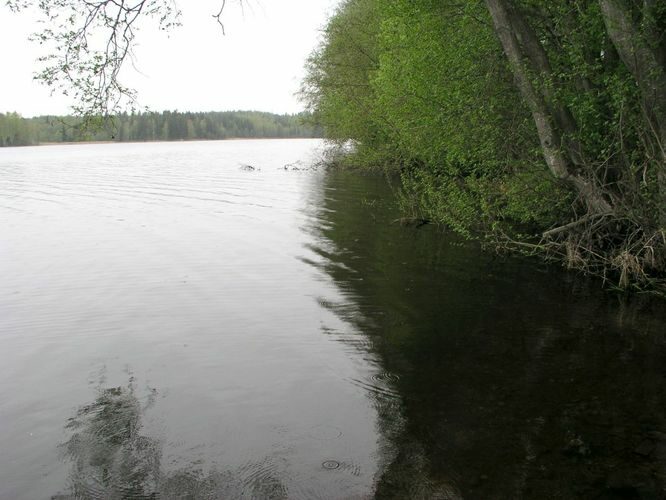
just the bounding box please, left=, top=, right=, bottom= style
left=1, top=139, right=665, bottom=499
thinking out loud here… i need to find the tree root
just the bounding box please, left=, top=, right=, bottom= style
left=495, top=215, right=666, bottom=294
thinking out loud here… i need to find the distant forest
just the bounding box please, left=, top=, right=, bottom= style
left=0, top=110, right=322, bottom=147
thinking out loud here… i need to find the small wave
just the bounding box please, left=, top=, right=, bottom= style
left=349, top=377, right=402, bottom=400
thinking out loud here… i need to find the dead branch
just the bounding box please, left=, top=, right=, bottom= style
left=542, top=213, right=612, bottom=239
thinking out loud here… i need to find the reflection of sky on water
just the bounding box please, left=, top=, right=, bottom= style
left=1, top=140, right=379, bottom=499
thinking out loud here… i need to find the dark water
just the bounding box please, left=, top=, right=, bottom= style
left=1, top=140, right=665, bottom=499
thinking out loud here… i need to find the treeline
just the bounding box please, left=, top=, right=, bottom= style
left=302, top=0, right=666, bottom=291
left=0, top=112, right=35, bottom=147
left=0, top=110, right=321, bottom=146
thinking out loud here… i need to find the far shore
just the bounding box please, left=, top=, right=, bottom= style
left=5, top=137, right=324, bottom=148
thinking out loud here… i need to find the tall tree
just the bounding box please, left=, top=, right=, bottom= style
left=485, top=0, right=611, bottom=214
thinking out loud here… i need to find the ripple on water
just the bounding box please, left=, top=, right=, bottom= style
left=237, top=457, right=288, bottom=499
left=306, top=424, right=344, bottom=441
left=371, top=371, right=401, bottom=385
left=349, top=377, right=402, bottom=401
left=322, top=460, right=362, bottom=477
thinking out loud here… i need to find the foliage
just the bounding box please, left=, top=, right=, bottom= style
left=303, top=0, right=570, bottom=236
left=301, top=0, right=387, bottom=161
left=304, top=0, right=666, bottom=291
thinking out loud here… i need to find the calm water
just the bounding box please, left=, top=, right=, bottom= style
left=1, top=139, right=665, bottom=499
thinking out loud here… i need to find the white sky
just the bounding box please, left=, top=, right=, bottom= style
left=0, top=0, right=340, bottom=117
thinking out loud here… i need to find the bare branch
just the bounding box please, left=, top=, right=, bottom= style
left=213, top=0, right=227, bottom=34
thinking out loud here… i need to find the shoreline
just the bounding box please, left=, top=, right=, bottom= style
left=3, top=137, right=325, bottom=148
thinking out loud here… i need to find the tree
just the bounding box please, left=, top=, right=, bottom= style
left=485, top=0, right=611, bottom=214
left=301, top=0, right=383, bottom=148
left=304, top=0, right=666, bottom=290
left=0, top=112, right=36, bottom=146
left=600, top=0, right=666, bottom=157
left=482, top=0, right=665, bottom=287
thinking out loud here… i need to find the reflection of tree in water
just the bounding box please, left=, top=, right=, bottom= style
left=311, top=171, right=666, bottom=499
left=53, top=380, right=161, bottom=499
left=52, top=379, right=288, bottom=500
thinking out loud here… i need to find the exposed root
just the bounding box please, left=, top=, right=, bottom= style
left=494, top=213, right=666, bottom=294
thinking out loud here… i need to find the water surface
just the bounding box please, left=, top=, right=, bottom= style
left=1, top=139, right=665, bottom=499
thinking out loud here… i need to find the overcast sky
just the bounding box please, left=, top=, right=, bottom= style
left=0, top=0, right=340, bottom=117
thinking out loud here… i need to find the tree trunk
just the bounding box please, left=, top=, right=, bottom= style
left=600, top=0, right=666, bottom=156
left=600, top=0, right=666, bottom=226
left=484, top=0, right=612, bottom=214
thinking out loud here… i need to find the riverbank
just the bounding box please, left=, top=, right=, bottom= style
left=321, top=146, right=666, bottom=298
left=304, top=0, right=666, bottom=296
